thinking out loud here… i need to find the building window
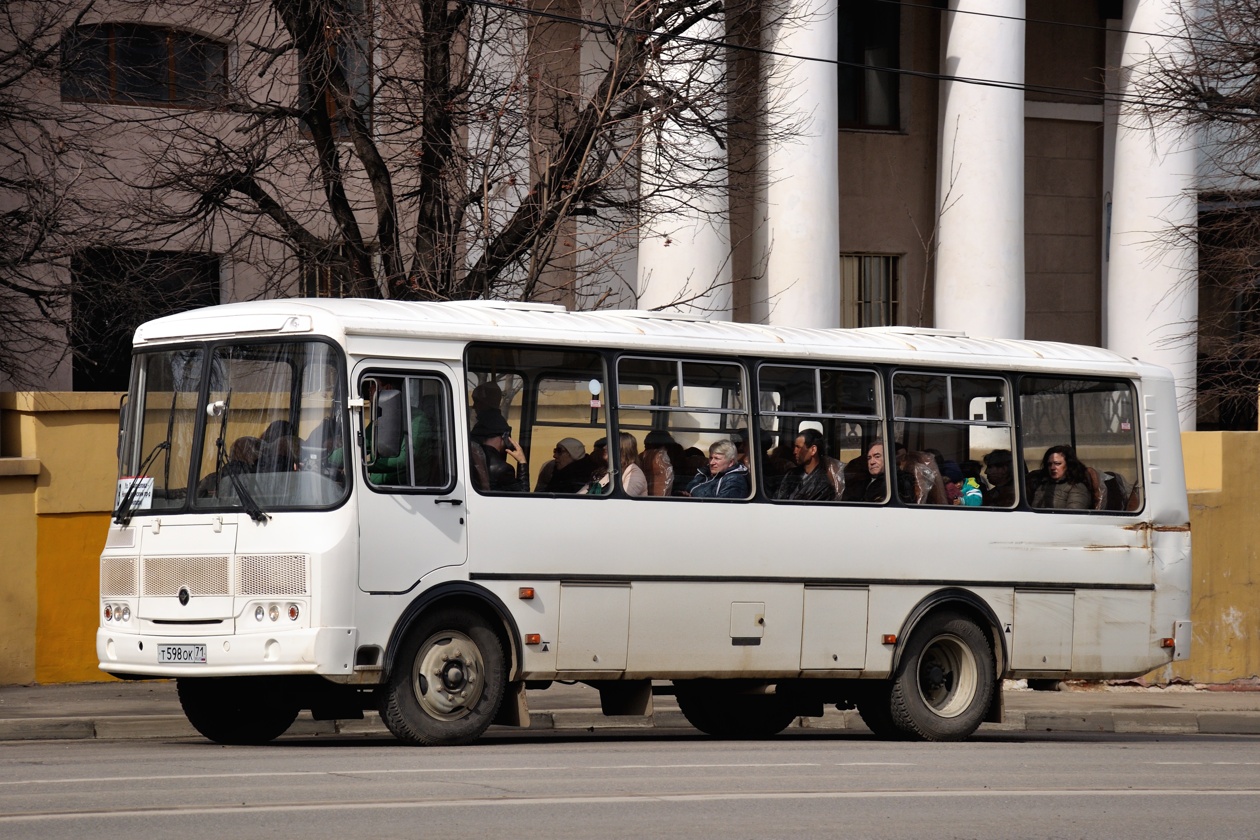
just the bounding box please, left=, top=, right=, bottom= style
left=71, top=249, right=220, bottom=391
left=838, top=0, right=900, bottom=129
left=840, top=254, right=899, bottom=328
left=61, top=23, right=227, bottom=107
left=299, top=0, right=373, bottom=137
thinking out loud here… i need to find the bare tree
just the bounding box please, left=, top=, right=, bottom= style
left=3, top=0, right=807, bottom=387
left=1141, top=0, right=1260, bottom=427
left=85, top=0, right=798, bottom=304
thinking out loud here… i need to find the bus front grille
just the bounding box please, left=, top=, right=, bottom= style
left=142, top=556, right=231, bottom=596
left=100, top=556, right=138, bottom=597
left=236, top=554, right=309, bottom=596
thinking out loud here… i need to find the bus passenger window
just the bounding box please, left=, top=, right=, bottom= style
left=465, top=345, right=608, bottom=496
left=756, top=364, right=884, bottom=504
left=617, top=356, right=752, bottom=499
left=891, top=372, right=1013, bottom=507
left=1018, top=377, right=1142, bottom=513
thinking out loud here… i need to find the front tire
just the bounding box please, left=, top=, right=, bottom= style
left=889, top=611, right=995, bottom=741
left=177, top=677, right=299, bottom=745
left=675, top=682, right=798, bottom=738
left=379, top=608, right=507, bottom=746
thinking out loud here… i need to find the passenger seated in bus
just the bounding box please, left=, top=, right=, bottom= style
left=535, top=437, right=596, bottom=493
left=941, top=460, right=964, bottom=504
left=958, top=460, right=985, bottom=506
left=579, top=437, right=611, bottom=495
left=774, top=428, right=837, bottom=502
left=982, top=449, right=1016, bottom=507
left=683, top=440, right=749, bottom=498
left=259, top=433, right=301, bottom=473
left=1029, top=445, right=1092, bottom=510
left=843, top=440, right=891, bottom=502
left=639, top=430, right=681, bottom=496
left=469, top=412, right=527, bottom=492
left=896, top=445, right=946, bottom=504
left=197, top=435, right=261, bottom=497
left=618, top=433, right=648, bottom=496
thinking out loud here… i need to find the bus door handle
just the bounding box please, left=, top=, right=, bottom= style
left=435, top=498, right=463, bottom=506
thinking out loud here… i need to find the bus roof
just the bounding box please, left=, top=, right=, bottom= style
left=133, top=298, right=1165, bottom=378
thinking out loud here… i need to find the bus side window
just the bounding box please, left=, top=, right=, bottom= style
left=891, top=372, right=1014, bottom=507
left=1018, top=377, right=1143, bottom=513
left=361, top=374, right=454, bottom=492
left=756, top=363, right=884, bottom=504
left=617, top=356, right=751, bottom=499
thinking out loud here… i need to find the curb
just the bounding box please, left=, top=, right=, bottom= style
left=3, top=707, right=1260, bottom=742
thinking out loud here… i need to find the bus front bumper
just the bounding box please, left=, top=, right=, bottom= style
left=97, top=626, right=357, bottom=678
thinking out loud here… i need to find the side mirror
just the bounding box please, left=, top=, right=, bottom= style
left=372, top=388, right=404, bottom=459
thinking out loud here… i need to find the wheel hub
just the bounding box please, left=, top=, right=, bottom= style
left=412, top=631, right=484, bottom=720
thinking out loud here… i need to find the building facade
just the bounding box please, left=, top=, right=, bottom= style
left=0, top=0, right=1226, bottom=430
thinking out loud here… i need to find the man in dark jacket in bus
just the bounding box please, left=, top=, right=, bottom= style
left=774, top=428, right=836, bottom=502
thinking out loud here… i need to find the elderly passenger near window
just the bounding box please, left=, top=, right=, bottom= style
left=684, top=440, right=749, bottom=498
left=535, top=437, right=596, bottom=493
left=774, top=428, right=836, bottom=502
left=1030, top=445, right=1092, bottom=510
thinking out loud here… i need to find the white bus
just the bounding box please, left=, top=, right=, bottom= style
left=98, top=299, right=1192, bottom=745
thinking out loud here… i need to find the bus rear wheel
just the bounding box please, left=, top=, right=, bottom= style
left=854, top=683, right=910, bottom=740
left=379, top=608, right=507, bottom=746
left=177, top=677, right=299, bottom=745
left=675, top=682, right=798, bottom=738
left=889, top=610, right=995, bottom=741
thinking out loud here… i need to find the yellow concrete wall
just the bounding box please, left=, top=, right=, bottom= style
left=0, top=474, right=39, bottom=684
left=1, top=392, right=121, bottom=686
left=1172, top=432, right=1260, bottom=684
left=2, top=393, right=1259, bottom=686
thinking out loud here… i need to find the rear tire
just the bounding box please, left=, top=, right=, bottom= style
left=854, top=682, right=910, bottom=740
left=889, top=611, right=995, bottom=741
left=177, top=677, right=299, bottom=745
left=379, top=608, right=507, bottom=746
left=675, top=682, right=797, bottom=738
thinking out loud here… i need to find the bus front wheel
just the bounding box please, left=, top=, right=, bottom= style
left=889, top=611, right=995, bottom=741
left=177, top=677, right=299, bottom=745
left=380, top=608, right=507, bottom=746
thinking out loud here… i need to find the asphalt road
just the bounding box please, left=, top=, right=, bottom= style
left=2, top=728, right=1258, bottom=839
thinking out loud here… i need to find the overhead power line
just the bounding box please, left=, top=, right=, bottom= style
left=460, top=0, right=1247, bottom=119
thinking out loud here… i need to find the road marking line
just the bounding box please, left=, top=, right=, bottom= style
left=5, top=788, right=1260, bottom=822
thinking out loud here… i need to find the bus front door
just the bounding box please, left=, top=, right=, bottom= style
left=355, top=367, right=468, bottom=593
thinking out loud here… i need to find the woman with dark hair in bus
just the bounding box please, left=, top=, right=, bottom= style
left=1031, top=444, right=1092, bottom=510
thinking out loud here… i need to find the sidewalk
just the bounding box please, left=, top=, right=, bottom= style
left=2, top=680, right=1259, bottom=742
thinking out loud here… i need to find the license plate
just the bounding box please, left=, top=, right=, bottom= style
left=157, top=644, right=207, bottom=664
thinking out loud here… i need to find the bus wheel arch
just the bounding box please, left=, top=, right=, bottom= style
left=383, top=584, right=522, bottom=682
left=888, top=603, right=998, bottom=741
left=378, top=586, right=520, bottom=746
left=892, top=589, right=1007, bottom=683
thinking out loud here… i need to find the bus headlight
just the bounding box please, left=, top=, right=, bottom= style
left=120, top=605, right=131, bottom=622
left=287, top=604, right=300, bottom=621
left=269, top=604, right=280, bottom=622
left=103, top=604, right=113, bottom=622
left=255, top=605, right=265, bottom=622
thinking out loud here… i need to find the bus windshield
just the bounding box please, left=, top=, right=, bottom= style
left=116, top=340, right=348, bottom=518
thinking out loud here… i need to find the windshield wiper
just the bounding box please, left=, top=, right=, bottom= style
left=113, top=440, right=170, bottom=526
left=213, top=391, right=269, bottom=524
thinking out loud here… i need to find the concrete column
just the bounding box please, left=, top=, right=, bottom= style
left=636, top=16, right=732, bottom=317
left=752, top=0, right=840, bottom=328
left=1107, top=0, right=1199, bottom=429
left=934, top=0, right=1025, bottom=339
